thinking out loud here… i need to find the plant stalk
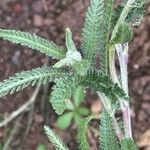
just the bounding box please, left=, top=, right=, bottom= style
left=109, top=45, right=120, bottom=85
left=111, top=0, right=136, bottom=41
left=109, top=0, right=136, bottom=139
left=98, top=92, right=123, bottom=140
left=115, top=43, right=132, bottom=138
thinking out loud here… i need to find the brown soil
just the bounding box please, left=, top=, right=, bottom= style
left=0, top=0, right=149, bottom=150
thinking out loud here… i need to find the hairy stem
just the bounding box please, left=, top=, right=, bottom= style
left=98, top=92, right=123, bottom=140
left=109, top=45, right=120, bottom=84
left=109, top=0, right=136, bottom=139
left=111, top=0, right=136, bottom=41
left=115, top=43, right=132, bottom=138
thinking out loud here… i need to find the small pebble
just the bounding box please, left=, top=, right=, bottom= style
left=33, top=14, right=44, bottom=27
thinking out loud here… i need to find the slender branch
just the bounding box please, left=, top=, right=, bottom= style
left=2, top=116, right=22, bottom=150
left=111, top=0, right=136, bottom=41
left=109, top=0, right=136, bottom=139
left=109, top=45, right=120, bottom=85
left=115, top=43, right=132, bottom=138
left=0, top=86, right=40, bottom=128
left=98, top=92, right=123, bottom=140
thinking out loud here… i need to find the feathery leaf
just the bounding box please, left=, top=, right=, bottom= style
left=50, top=69, right=127, bottom=115
left=73, top=59, right=91, bottom=76
left=44, top=126, right=69, bottom=150
left=77, top=115, right=97, bottom=150
left=100, top=110, right=120, bottom=150
left=121, top=138, right=137, bottom=150
left=126, top=0, right=147, bottom=26
left=82, top=0, right=115, bottom=72
left=65, top=28, right=77, bottom=52
left=80, top=69, right=128, bottom=102
left=54, top=28, right=81, bottom=68
left=0, top=67, right=68, bottom=97
left=50, top=76, right=77, bottom=115
left=0, top=29, right=65, bottom=59
left=111, top=23, right=133, bottom=44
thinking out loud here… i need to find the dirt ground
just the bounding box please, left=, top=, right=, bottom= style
left=0, top=0, right=149, bottom=150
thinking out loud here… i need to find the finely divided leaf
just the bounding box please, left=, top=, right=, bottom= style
left=81, top=0, right=115, bottom=72
left=77, top=115, right=97, bottom=150
left=50, top=69, right=127, bottom=115
left=100, top=110, right=120, bottom=150
left=50, top=76, right=77, bottom=115
left=80, top=69, right=128, bottom=102
left=73, top=59, right=91, bottom=76
left=0, top=29, right=65, bottom=59
left=126, top=0, right=146, bottom=26
left=121, top=138, right=137, bottom=150
left=65, top=28, right=77, bottom=52
left=0, top=67, right=67, bottom=97
left=44, top=126, right=69, bottom=150
left=111, top=23, right=133, bottom=44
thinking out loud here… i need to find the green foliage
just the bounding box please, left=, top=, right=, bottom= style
left=72, top=59, right=91, bottom=76
left=0, top=0, right=147, bottom=149
left=50, top=76, right=77, bottom=115
left=82, top=0, right=115, bottom=72
left=111, top=5, right=123, bottom=28
left=78, top=107, right=89, bottom=116
left=56, top=86, right=89, bottom=129
left=51, top=70, right=127, bottom=115
left=36, top=144, right=47, bottom=150
left=0, top=143, right=3, bottom=150
left=126, top=0, right=147, bottom=26
left=111, top=23, right=133, bottom=44
left=73, top=86, right=85, bottom=107
left=44, top=126, right=69, bottom=150
left=80, top=69, right=128, bottom=102
left=121, top=138, right=137, bottom=150
left=81, top=0, right=102, bottom=60
left=51, top=68, right=128, bottom=114
left=0, top=67, right=68, bottom=97
left=57, top=112, right=73, bottom=129
left=54, top=28, right=81, bottom=68
left=65, top=28, right=77, bottom=52
left=77, top=115, right=96, bottom=150
left=112, top=0, right=146, bottom=28
left=0, top=29, right=65, bottom=59
left=100, top=110, right=120, bottom=150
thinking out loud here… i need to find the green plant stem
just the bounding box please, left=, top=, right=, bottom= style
left=109, top=45, right=120, bottom=84
left=111, top=0, right=136, bottom=41
left=109, top=0, right=136, bottom=139
left=98, top=92, right=123, bottom=140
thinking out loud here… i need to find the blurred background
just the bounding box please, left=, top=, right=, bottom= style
left=0, top=0, right=149, bottom=150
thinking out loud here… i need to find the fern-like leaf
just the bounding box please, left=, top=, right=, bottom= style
left=50, top=70, right=127, bottom=114
left=65, top=28, right=77, bottom=52
left=0, top=29, right=65, bottom=59
left=126, top=0, right=146, bottom=26
left=121, top=138, right=137, bottom=150
left=54, top=28, right=81, bottom=68
left=100, top=110, right=120, bottom=150
left=111, top=23, right=133, bottom=44
left=77, top=115, right=97, bottom=150
left=73, top=59, right=91, bottom=76
left=80, top=70, right=128, bottom=102
left=81, top=0, right=115, bottom=72
left=44, top=126, right=69, bottom=150
left=50, top=76, right=77, bottom=115
left=0, top=67, right=68, bottom=97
